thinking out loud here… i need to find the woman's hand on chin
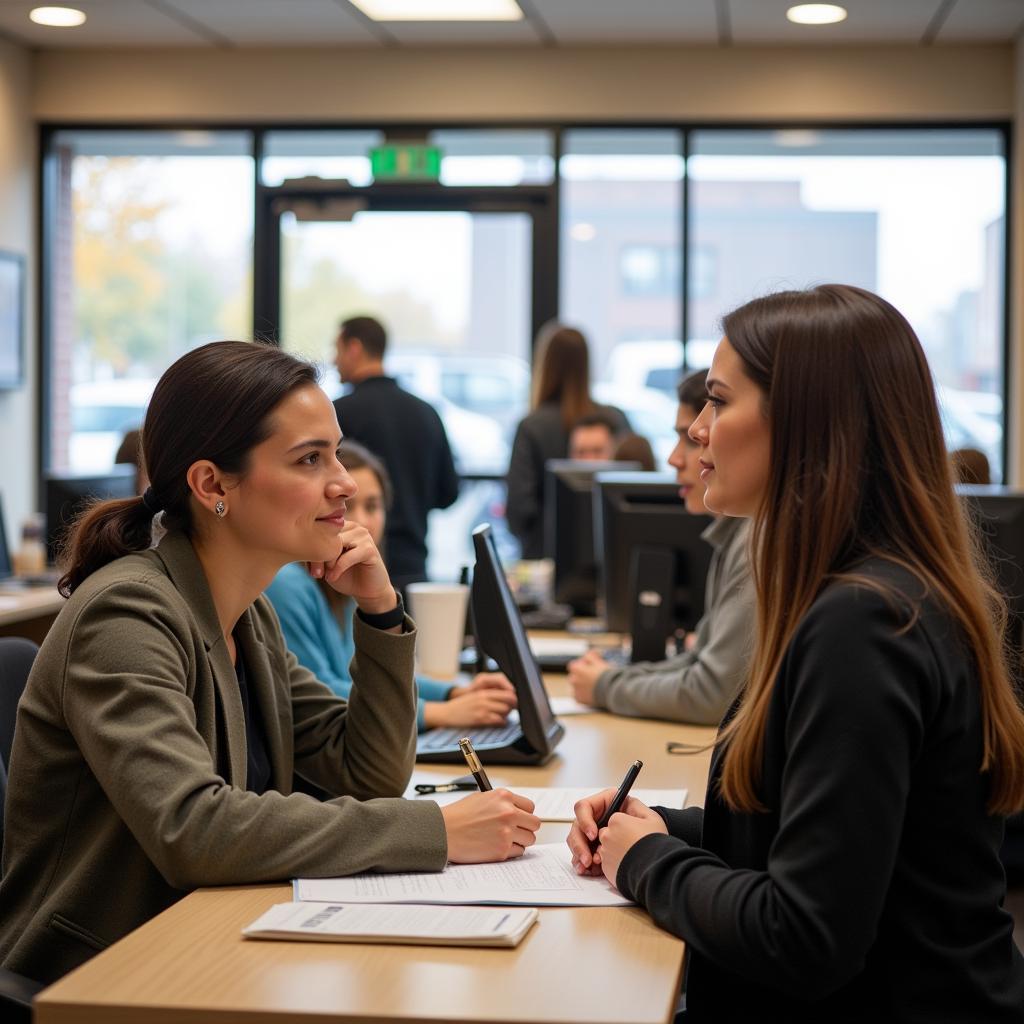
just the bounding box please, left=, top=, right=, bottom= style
left=309, top=522, right=396, bottom=613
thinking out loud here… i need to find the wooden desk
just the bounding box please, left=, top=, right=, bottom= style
left=36, top=675, right=716, bottom=1024
left=0, top=584, right=64, bottom=644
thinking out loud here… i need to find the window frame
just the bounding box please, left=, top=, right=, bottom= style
left=38, top=119, right=1013, bottom=489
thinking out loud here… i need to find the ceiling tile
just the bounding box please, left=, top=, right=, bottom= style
left=936, top=0, right=1024, bottom=42
left=165, top=0, right=383, bottom=46
left=2, top=0, right=1017, bottom=49
left=729, top=0, right=941, bottom=45
left=0, top=0, right=210, bottom=46
left=537, top=0, right=719, bottom=45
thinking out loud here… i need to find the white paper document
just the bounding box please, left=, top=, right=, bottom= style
left=516, top=787, right=686, bottom=821
left=546, top=696, right=596, bottom=716
left=294, top=843, right=632, bottom=908
left=528, top=637, right=590, bottom=659
left=243, top=901, right=538, bottom=947
left=408, top=785, right=687, bottom=821
left=506, top=696, right=593, bottom=726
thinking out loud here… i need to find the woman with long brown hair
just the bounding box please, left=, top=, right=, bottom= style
left=506, top=323, right=629, bottom=558
left=0, top=340, right=539, bottom=986
left=568, top=285, right=1024, bottom=1021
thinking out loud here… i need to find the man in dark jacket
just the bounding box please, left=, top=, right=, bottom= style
left=333, top=316, right=459, bottom=592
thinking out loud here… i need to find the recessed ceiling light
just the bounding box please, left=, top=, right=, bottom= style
left=350, top=0, right=522, bottom=21
left=786, top=4, right=848, bottom=25
left=29, top=6, right=86, bottom=27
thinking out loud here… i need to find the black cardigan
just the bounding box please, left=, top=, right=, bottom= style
left=333, top=377, right=459, bottom=587
left=618, top=559, right=1024, bottom=1023
left=505, top=401, right=630, bottom=559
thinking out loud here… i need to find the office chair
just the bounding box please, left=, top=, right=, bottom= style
left=0, top=636, right=44, bottom=1023
left=0, top=636, right=37, bottom=769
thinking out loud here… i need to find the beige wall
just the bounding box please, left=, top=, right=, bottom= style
left=0, top=38, right=35, bottom=546
left=33, top=44, right=1014, bottom=122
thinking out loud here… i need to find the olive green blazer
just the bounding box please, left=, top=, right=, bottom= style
left=0, top=531, right=447, bottom=984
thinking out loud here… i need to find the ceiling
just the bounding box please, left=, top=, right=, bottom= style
left=0, top=0, right=1021, bottom=49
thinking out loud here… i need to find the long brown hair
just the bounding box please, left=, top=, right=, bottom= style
left=59, top=341, right=318, bottom=596
left=531, top=323, right=596, bottom=431
left=717, top=284, right=1024, bottom=816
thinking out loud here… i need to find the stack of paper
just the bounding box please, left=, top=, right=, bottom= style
left=244, top=902, right=538, bottom=948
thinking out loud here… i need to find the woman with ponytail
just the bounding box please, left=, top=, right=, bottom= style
left=568, top=285, right=1024, bottom=1021
left=0, top=340, right=539, bottom=986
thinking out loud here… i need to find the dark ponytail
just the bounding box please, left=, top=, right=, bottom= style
left=57, top=496, right=158, bottom=596
left=59, top=341, right=319, bottom=596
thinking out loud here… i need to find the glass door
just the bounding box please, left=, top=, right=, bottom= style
left=258, top=183, right=555, bottom=577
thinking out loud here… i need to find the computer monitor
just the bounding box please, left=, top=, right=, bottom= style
left=416, top=524, right=565, bottom=765
left=0, top=495, right=11, bottom=581
left=44, top=467, right=137, bottom=562
left=594, top=472, right=713, bottom=635
left=958, top=485, right=1024, bottom=642
left=543, top=459, right=640, bottom=615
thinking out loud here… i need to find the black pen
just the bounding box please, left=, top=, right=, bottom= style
left=414, top=780, right=479, bottom=795
left=590, top=759, right=643, bottom=852
left=458, top=737, right=493, bottom=792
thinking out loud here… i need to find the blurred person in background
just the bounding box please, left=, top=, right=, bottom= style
left=568, top=410, right=621, bottom=461
left=951, top=446, right=992, bottom=486
left=333, top=315, right=459, bottom=593
left=613, top=432, right=658, bottom=471
left=115, top=428, right=149, bottom=493
left=506, top=323, right=629, bottom=558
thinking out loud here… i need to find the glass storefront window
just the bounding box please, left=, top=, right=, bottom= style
left=262, top=129, right=381, bottom=187
left=689, top=128, right=1006, bottom=477
left=560, top=129, right=684, bottom=469
left=49, top=129, right=254, bottom=474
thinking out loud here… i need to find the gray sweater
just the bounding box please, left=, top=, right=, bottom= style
left=592, top=516, right=753, bottom=724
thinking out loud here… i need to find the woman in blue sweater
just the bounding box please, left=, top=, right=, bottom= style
left=267, top=440, right=516, bottom=732
left=568, top=285, right=1024, bottom=1021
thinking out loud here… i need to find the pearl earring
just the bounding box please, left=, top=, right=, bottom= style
left=214, top=500, right=226, bottom=518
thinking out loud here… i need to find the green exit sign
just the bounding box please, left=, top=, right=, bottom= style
left=370, top=144, right=442, bottom=182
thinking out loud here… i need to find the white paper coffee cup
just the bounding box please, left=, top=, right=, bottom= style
left=406, top=582, right=469, bottom=679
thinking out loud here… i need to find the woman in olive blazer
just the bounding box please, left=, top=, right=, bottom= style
left=0, top=341, right=539, bottom=985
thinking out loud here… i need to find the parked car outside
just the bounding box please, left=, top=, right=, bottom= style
left=386, top=349, right=531, bottom=438
left=602, top=340, right=685, bottom=399
left=323, top=361, right=510, bottom=477
left=938, top=385, right=1003, bottom=482
left=68, top=378, right=156, bottom=473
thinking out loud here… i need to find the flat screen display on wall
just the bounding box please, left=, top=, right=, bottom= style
left=0, top=251, right=24, bottom=389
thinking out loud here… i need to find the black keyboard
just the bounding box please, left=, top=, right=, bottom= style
left=417, top=722, right=522, bottom=752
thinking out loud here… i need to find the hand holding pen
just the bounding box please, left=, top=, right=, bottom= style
left=434, top=738, right=541, bottom=864
left=458, top=737, right=493, bottom=791
left=589, top=759, right=643, bottom=852
left=566, top=760, right=668, bottom=881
